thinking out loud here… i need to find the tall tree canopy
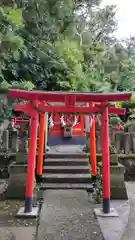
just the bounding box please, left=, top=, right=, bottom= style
left=0, top=0, right=135, bottom=92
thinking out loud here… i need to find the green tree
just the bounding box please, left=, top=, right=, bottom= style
left=5, top=0, right=119, bottom=91
left=1, top=0, right=135, bottom=94
left=0, top=6, right=25, bottom=82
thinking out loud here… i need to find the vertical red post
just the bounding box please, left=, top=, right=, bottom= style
left=25, top=104, right=38, bottom=213
left=36, top=112, right=45, bottom=181
left=101, top=104, right=110, bottom=213
left=89, top=103, right=97, bottom=181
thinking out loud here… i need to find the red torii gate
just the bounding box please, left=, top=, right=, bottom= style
left=5, top=89, right=131, bottom=216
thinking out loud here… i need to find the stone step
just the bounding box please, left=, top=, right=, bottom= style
left=46, top=153, right=88, bottom=159
left=43, top=166, right=90, bottom=174
left=42, top=173, right=91, bottom=183
left=40, top=183, right=93, bottom=192
left=44, top=158, right=89, bottom=166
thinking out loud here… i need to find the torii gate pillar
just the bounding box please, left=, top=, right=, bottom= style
left=101, top=105, right=110, bottom=213
left=15, top=102, right=39, bottom=217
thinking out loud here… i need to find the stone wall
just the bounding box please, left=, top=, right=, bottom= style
left=86, top=123, right=135, bottom=155
left=1, top=122, right=135, bottom=155
left=119, top=155, right=135, bottom=181
left=96, top=153, right=135, bottom=182
left=95, top=130, right=135, bottom=154
left=1, top=126, right=135, bottom=156
left=0, top=129, right=27, bottom=178
left=113, top=123, right=135, bottom=154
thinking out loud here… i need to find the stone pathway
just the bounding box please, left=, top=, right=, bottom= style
left=122, top=182, right=135, bottom=240
left=36, top=190, right=103, bottom=240
left=48, top=145, right=85, bottom=153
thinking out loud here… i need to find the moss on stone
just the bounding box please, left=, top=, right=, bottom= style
left=118, top=154, right=135, bottom=159
left=87, top=153, right=135, bottom=159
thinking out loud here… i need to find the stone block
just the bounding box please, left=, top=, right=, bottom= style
left=6, top=162, right=37, bottom=199
left=98, top=163, right=128, bottom=200
left=110, top=164, right=128, bottom=200
left=130, top=133, right=135, bottom=153
left=126, top=123, right=135, bottom=133
left=10, top=130, right=18, bottom=152
left=94, top=154, right=118, bottom=166
left=110, top=154, right=118, bottom=166
left=18, top=130, right=28, bottom=153
left=96, top=131, right=101, bottom=153
left=0, top=130, right=9, bottom=152
left=94, top=207, right=119, bottom=217
left=123, top=133, right=131, bottom=154
left=17, top=206, right=39, bottom=218
left=96, top=154, right=118, bottom=166
left=119, top=157, right=135, bottom=181
left=16, top=152, right=28, bottom=164
left=115, top=131, right=123, bottom=154
left=111, top=128, right=117, bottom=145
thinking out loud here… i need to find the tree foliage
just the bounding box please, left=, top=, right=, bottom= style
left=0, top=0, right=134, bottom=94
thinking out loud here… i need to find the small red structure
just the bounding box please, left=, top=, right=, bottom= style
left=49, top=113, right=84, bottom=137
left=6, top=89, right=131, bottom=216
left=10, top=116, right=29, bottom=128
left=115, top=123, right=121, bottom=131
left=48, top=113, right=85, bottom=146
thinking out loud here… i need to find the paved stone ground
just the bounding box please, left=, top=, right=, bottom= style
left=48, top=145, right=85, bottom=153
left=95, top=200, right=130, bottom=240
left=95, top=182, right=135, bottom=240
left=122, top=182, right=135, bottom=240
left=36, top=190, right=103, bottom=240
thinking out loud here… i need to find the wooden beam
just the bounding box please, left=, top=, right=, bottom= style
left=37, top=104, right=126, bottom=115
left=14, top=103, right=125, bottom=115
left=8, top=89, right=132, bottom=102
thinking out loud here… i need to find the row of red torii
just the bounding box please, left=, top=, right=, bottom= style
left=4, top=89, right=132, bottom=217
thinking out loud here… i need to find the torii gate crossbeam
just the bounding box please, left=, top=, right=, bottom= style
left=7, top=89, right=131, bottom=102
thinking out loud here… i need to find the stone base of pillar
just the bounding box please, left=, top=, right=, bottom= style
left=6, top=162, right=37, bottom=200
left=110, top=164, right=128, bottom=200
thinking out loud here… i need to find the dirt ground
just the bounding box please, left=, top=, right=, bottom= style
left=0, top=200, right=37, bottom=227
left=0, top=179, right=38, bottom=228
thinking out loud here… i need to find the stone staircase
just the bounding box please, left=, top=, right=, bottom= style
left=40, top=149, right=93, bottom=192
